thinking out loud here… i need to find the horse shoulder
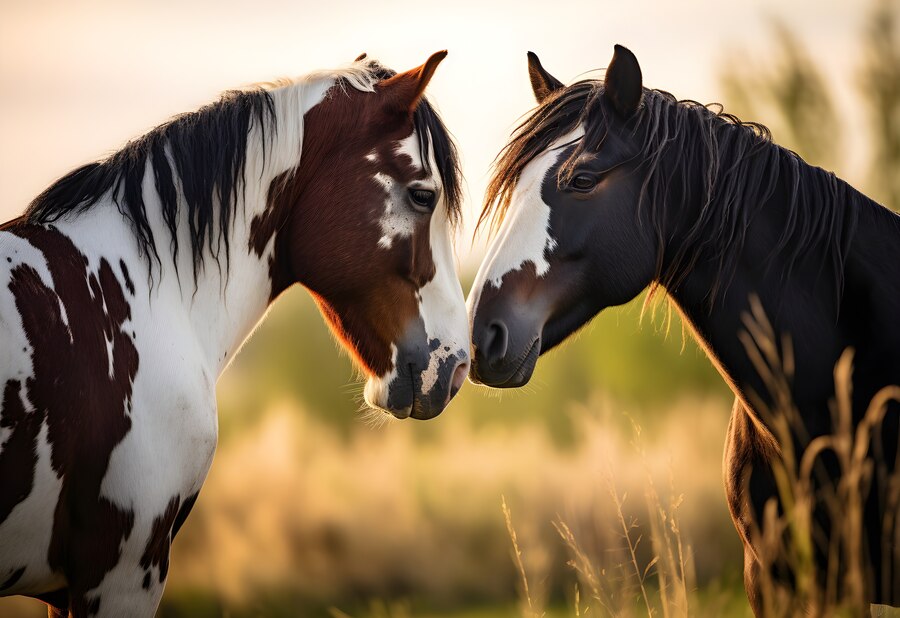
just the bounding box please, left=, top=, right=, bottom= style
left=105, top=319, right=218, bottom=507
left=0, top=230, right=70, bottom=595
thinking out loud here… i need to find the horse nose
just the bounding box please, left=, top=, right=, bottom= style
left=479, top=320, right=509, bottom=367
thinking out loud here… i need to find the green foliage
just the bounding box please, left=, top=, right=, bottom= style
left=860, top=0, right=900, bottom=211
left=719, top=1, right=900, bottom=212
left=718, top=21, right=842, bottom=170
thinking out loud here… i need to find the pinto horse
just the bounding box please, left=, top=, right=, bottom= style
left=468, top=46, right=900, bottom=612
left=0, top=52, right=469, bottom=617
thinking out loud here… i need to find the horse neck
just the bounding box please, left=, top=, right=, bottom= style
left=659, top=139, right=894, bottom=418
left=143, top=78, right=335, bottom=376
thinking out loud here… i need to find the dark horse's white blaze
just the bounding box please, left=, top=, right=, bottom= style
left=469, top=46, right=900, bottom=613
left=0, top=54, right=468, bottom=616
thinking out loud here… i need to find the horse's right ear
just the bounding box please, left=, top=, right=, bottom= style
left=378, top=50, right=447, bottom=115
left=528, top=52, right=564, bottom=104
left=604, top=44, right=643, bottom=117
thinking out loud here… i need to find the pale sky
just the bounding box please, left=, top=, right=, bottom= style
left=0, top=0, right=863, bottom=268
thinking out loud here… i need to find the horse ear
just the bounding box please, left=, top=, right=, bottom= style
left=378, top=50, right=447, bottom=114
left=604, top=44, right=643, bottom=117
left=355, top=52, right=367, bottom=62
left=527, top=52, right=564, bottom=104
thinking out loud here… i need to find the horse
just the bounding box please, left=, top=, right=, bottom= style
left=0, top=52, right=470, bottom=617
left=467, top=45, right=900, bottom=613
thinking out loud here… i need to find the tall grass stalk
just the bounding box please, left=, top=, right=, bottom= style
left=503, top=495, right=543, bottom=618
left=739, top=296, right=900, bottom=614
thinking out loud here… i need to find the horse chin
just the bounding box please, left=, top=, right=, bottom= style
left=363, top=375, right=412, bottom=420
left=539, top=299, right=602, bottom=355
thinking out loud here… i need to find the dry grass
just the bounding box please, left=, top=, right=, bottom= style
left=3, top=325, right=894, bottom=618
left=491, top=300, right=900, bottom=618
left=737, top=297, right=900, bottom=615
left=155, top=394, right=739, bottom=615
left=505, top=417, right=703, bottom=618
left=0, top=392, right=738, bottom=618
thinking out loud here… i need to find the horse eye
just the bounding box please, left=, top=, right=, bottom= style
left=571, top=174, right=597, bottom=191
left=409, top=188, right=436, bottom=211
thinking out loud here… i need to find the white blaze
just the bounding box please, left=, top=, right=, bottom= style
left=468, top=127, right=583, bottom=313
left=417, top=199, right=468, bottom=393
left=365, top=129, right=469, bottom=412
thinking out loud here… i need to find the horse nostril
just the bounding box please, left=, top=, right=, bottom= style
left=482, top=320, right=509, bottom=366
left=450, top=361, right=469, bottom=398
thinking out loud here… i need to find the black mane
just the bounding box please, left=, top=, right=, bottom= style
left=26, top=89, right=276, bottom=277
left=26, top=63, right=463, bottom=276
left=482, top=81, right=861, bottom=305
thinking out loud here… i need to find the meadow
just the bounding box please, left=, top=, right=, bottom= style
left=1, top=2, right=898, bottom=615
left=0, top=288, right=747, bottom=618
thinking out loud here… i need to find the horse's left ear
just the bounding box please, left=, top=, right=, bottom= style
left=604, top=44, right=643, bottom=117
left=379, top=50, right=448, bottom=114
left=528, top=52, right=564, bottom=104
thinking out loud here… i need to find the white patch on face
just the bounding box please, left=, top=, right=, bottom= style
left=363, top=344, right=405, bottom=416
left=416, top=198, right=469, bottom=393
left=366, top=129, right=469, bottom=412
left=477, top=127, right=583, bottom=286
left=365, top=149, right=378, bottom=163
left=466, top=127, right=583, bottom=315
left=394, top=131, right=422, bottom=169
left=373, top=173, right=416, bottom=249
left=412, top=131, right=469, bottom=395
left=373, top=132, right=436, bottom=250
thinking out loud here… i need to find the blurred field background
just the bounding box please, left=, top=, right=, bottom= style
left=2, top=0, right=899, bottom=616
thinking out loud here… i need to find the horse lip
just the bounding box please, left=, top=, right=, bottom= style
left=404, top=363, right=419, bottom=418
left=407, top=362, right=442, bottom=420
left=502, top=338, right=540, bottom=386
left=474, top=337, right=540, bottom=388
left=387, top=405, right=411, bottom=420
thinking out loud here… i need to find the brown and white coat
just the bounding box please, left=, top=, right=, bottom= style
left=0, top=55, right=468, bottom=617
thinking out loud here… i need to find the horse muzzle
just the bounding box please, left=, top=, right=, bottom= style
left=366, top=343, right=469, bottom=420
left=470, top=308, right=542, bottom=388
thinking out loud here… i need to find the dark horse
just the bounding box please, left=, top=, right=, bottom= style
left=467, top=45, right=900, bottom=613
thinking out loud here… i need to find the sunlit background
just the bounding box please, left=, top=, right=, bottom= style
left=1, top=0, right=897, bottom=616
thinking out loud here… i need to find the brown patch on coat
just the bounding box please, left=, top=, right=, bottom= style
left=171, top=491, right=199, bottom=539
left=248, top=79, right=437, bottom=377
left=119, top=259, right=135, bottom=296
left=6, top=223, right=139, bottom=614
left=0, top=379, right=41, bottom=524
left=140, top=495, right=181, bottom=587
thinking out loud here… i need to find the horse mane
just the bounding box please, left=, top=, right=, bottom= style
left=481, top=80, right=860, bottom=306
left=25, top=61, right=462, bottom=277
